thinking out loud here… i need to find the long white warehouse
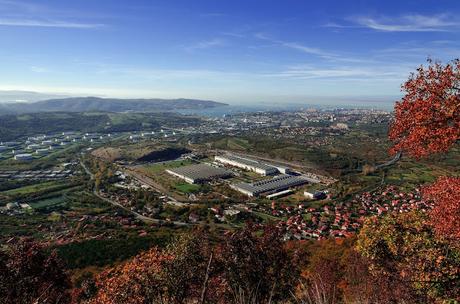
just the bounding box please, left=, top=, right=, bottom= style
left=215, top=154, right=278, bottom=176
left=231, top=174, right=309, bottom=197
left=166, top=163, right=233, bottom=184
left=14, top=154, right=34, bottom=161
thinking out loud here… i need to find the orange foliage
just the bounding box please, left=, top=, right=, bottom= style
left=423, top=176, right=460, bottom=242
left=389, top=57, right=460, bottom=247
left=389, top=59, right=460, bottom=158
left=357, top=212, right=460, bottom=301
left=88, top=247, right=171, bottom=304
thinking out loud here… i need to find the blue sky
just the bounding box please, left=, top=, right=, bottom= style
left=0, top=0, right=459, bottom=105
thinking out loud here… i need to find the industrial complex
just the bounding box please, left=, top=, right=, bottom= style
left=231, top=174, right=309, bottom=197
left=214, top=154, right=291, bottom=175
left=166, top=163, right=233, bottom=184
left=161, top=152, right=321, bottom=199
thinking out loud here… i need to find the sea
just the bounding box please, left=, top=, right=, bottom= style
left=178, top=100, right=396, bottom=118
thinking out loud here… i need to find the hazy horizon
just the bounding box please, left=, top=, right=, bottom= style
left=0, top=89, right=400, bottom=111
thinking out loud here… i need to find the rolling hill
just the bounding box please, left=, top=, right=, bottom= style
left=0, top=97, right=227, bottom=114
left=0, top=112, right=202, bottom=141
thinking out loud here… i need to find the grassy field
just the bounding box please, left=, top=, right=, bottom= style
left=0, top=178, right=86, bottom=212
left=226, top=138, right=251, bottom=150
left=2, top=181, right=61, bottom=196
left=30, top=196, right=67, bottom=209
left=143, top=159, right=194, bottom=174
left=174, top=183, right=201, bottom=193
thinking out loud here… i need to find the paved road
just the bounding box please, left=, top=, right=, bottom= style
left=80, top=159, right=190, bottom=226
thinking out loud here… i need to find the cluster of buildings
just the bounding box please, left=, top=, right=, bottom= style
left=112, top=171, right=150, bottom=190
left=351, top=185, right=433, bottom=215
left=98, top=188, right=162, bottom=219
left=164, top=152, right=321, bottom=199
left=129, top=128, right=184, bottom=143
left=187, top=108, right=392, bottom=150
left=297, top=108, right=391, bottom=124
left=214, top=153, right=319, bottom=197
left=199, top=108, right=389, bottom=136
left=276, top=185, right=433, bottom=240
left=0, top=132, right=115, bottom=162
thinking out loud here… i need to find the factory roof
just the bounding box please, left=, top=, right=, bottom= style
left=234, top=174, right=308, bottom=196
left=216, top=154, right=276, bottom=171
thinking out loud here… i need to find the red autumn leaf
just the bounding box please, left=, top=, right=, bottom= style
left=423, top=176, right=460, bottom=242
left=389, top=59, right=460, bottom=159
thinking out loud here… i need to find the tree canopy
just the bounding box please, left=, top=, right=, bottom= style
left=389, top=59, right=460, bottom=159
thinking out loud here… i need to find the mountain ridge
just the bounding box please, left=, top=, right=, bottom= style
left=0, top=96, right=227, bottom=114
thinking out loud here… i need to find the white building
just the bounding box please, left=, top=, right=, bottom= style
left=27, top=144, right=41, bottom=150
left=232, top=175, right=309, bottom=197
left=304, top=191, right=315, bottom=199
left=166, top=163, right=233, bottom=184
left=214, top=154, right=278, bottom=176
left=36, top=149, right=49, bottom=155
left=304, top=191, right=328, bottom=200
left=12, top=149, right=26, bottom=155
left=14, top=154, right=33, bottom=161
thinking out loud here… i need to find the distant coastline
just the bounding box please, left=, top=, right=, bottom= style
left=179, top=100, right=395, bottom=117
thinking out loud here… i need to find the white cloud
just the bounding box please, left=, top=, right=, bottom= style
left=266, top=67, right=399, bottom=80
left=280, top=42, right=332, bottom=57
left=185, top=38, right=226, bottom=51
left=0, top=18, right=104, bottom=28
left=254, top=32, right=335, bottom=58
left=0, top=0, right=106, bottom=29
left=352, top=14, right=460, bottom=32
left=254, top=33, right=373, bottom=64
